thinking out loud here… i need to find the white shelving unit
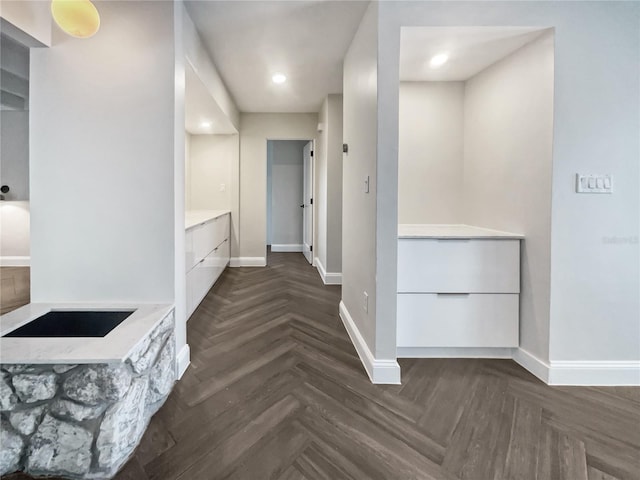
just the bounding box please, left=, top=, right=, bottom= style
left=185, top=211, right=230, bottom=318
left=397, top=224, right=523, bottom=353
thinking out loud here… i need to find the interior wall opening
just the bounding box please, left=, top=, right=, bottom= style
left=0, top=32, right=31, bottom=314
left=266, top=139, right=314, bottom=265
left=396, top=26, right=555, bottom=359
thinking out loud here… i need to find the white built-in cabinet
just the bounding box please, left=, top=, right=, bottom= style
left=397, top=224, right=523, bottom=350
left=185, top=211, right=230, bottom=318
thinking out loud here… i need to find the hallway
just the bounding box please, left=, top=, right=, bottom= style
left=107, top=251, right=639, bottom=480
left=5, top=251, right=638, bottom=480
left=4, top=251, right=638, bottom=480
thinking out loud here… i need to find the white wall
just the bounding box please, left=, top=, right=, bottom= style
left=30, top=1, right=178, bottom=306
left=0, top=1, right=51, bottom=47
left=267, top=140, right=305, bottom=247
left=377, top=2, right=640, bottom=371
left=188, top=134, right=235, bottom=211
left=343, top=2, right=394, bottom=359
left=316, top=100, right=329, bottom=265
left=183, top=8, right=239, bottom=131
left=173, top=1, right=187, bottom=371
left=239, top=113, right=317, bottom=263
left=0, top=111, right=29, bottom=200
left=316, top=94, right=344, bottom=275
left=398, top=82, right=464, bottom=224
left=185, top=132, right=192, bottom=210
left=266, top=141, right=273, bottom=245
left=325, top=95, right=344, bottom=274
left=463, top=31, right=554, bottom=362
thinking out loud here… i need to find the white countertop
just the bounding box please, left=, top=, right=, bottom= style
left=398, top=224, right=524, bottom=239
left=185, top=210, right=230, bottom=230
left=0, top=303, right=173, bottom=364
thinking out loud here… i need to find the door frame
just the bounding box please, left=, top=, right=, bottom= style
left=265, top=138, right=315, bottom=265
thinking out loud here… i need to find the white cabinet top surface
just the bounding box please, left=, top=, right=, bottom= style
left=398, top=224, right=524, bottom=239
left=0, top=303, right=174, bottom=364
left=185, top=210, right=230, bottom=230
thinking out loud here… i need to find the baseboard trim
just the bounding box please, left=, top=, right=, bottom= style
left=0, top=256, right=30, bottom=267
left=397, top=347, right=514, bottom=359
left=338, top=301, right=400, bottom=384
left=315, top=257, right=342, bottom=285
left=229, top=257, right=266, bottom=267
left=548, top=360, right=640, bottom=386
left=176, top=344, right=191, bottom=379
left=513, top=348, right=550, bottom=384
left=271, top=244, right=303, bottom=252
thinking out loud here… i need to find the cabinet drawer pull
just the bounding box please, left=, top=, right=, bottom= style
left=436, top=292, right=470, bottom=296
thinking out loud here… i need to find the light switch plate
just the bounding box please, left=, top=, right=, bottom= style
left=576, top=174, right=612, bottom=194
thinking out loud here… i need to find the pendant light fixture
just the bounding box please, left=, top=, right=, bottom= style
left=51, top=0, right=101, bottom=39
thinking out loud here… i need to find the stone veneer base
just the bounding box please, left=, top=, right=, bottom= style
left=0, top=312, right=176, bottom=479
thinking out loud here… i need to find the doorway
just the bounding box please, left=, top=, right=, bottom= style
left=0, top=32, right=32, bottom=314
left=266, top=140, right=314, bottom=264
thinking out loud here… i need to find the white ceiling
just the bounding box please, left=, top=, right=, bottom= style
left=185, top=61, right=237, bottom=135
left=184, top=1, right=369, bottom=113
left=400, top=27, right=549, bottom=82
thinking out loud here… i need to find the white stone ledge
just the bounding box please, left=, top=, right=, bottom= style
left=0, top=303, right=174, bottom=364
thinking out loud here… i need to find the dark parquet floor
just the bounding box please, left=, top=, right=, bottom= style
left=5, top=250, right=640, bottom=480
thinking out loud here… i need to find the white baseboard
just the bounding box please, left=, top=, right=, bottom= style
left=397, top=347, right=514, bottom=359
left=271, top=244, right=303, bottom=252
left=513, top=348, right=550, bottom=383
left=548, top=360, right=640, bottom=386
left=0, top=256, right=30, bottom=267
left=338, top=301, right=400, bottom=384
left=512, top=348, right=640, bottom=386
left=176, top=344, right=191, bottom=379
left=230, top=257, right=266, bottom=267
left=315, top=257, right=342, bottom=285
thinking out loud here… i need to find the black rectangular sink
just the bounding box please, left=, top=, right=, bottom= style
left=2, top=310, right=134, bottom=338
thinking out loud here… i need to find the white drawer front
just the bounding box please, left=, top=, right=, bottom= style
left=397, top=293, right=519, bottom=348
left=185, top=229, right=196, bottom=272
left=194, top=221, right=216, bottom=260
left=186, top=267, right=198, bottom=318
left=192, top=214, right=230, bottom=262
left=210, top=214, right=230, bottom=251
left=398, top=239, right=520, bottom=293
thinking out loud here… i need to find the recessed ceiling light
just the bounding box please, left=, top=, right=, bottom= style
left=200, top=121, right=212, bottom=129
left=429, top=52, right=449, bottom=69
left=272, top=73, right=287, bottom=84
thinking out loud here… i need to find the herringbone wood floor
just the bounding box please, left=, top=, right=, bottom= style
left=5, top=251, right=640, bottom=480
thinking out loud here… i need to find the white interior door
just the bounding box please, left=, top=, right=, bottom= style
left=302, top=141, right=313, bottom=264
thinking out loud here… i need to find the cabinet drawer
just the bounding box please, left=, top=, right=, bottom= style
left=186, top=267, right=198, bottom=318
left=397, top=293, right=519, bottom=348
left=397, top=239, right=520, bottom=293
left=208, top=214, right=229, bottom=252
left=211, top=237, right=230, bottom=282
left=192, top=214, right=230, bottom=261
left=185, top=229, right=196, bottom=272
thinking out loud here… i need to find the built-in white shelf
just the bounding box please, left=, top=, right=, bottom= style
left=0, top=303, right=173, bottom=364
left=185, top=209, right=231, bottom=230
left=397, top=223, right=523, bottom=355
left=398, top=223, right=524, bottom=239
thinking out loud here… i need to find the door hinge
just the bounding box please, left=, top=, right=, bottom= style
left=310, top=150, right=314, bottom=157
left=310, top=245, right=313, bottom=252
left=310, top=198, right=313, bottom=205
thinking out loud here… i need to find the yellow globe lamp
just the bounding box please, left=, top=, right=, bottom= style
left=51, top=0, right=101, bottom=39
